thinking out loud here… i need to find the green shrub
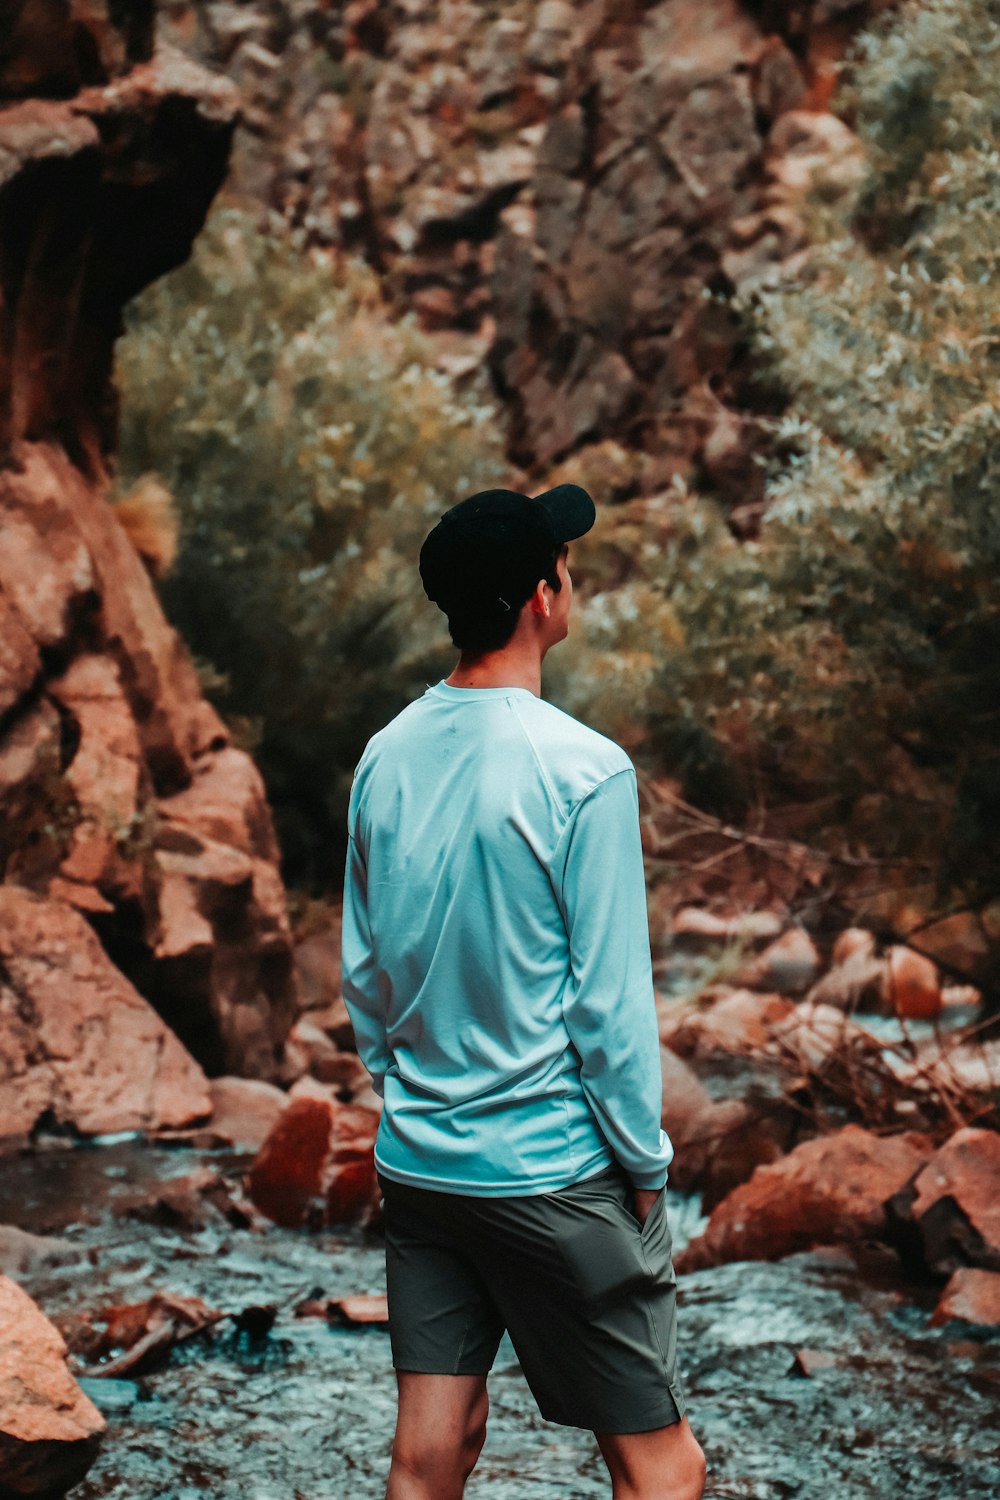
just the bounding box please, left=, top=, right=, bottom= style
left=115, top=201, right=507, bottom=888
left=558, top=0, right=1000, bottom=988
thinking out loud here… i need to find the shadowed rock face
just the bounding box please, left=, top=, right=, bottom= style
left=0, top=5, right=298, bottom=1089
left=157, top=0, right=882, bottom=521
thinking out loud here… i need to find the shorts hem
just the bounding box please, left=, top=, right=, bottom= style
left=392, top=1361, right=494, bottom=1377
left=537, top=1400, right=685, bottom=1434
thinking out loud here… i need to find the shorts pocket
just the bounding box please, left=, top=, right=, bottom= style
left=636, top=1186, right=675, bottom=1282
left=557, top=1205, right=650, bottom=1316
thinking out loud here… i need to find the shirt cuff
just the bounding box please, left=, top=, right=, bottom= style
left=629, top=1171, right=668, bottom=1192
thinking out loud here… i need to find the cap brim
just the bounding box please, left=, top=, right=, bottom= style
left=531, top=483, right=596, bottom=542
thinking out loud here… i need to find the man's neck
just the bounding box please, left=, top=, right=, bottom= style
left=445, top=651, right=542, bottom=697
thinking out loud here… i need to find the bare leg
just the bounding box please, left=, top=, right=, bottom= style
left=595, top=1415, right=707, bottom=1500
left=385, top=1371, right=490, bottom=1500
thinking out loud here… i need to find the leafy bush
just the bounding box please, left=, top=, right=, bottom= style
left=114, top=201, right=507, bottom=887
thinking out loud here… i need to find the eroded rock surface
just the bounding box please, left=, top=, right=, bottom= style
left=0, top=884, right=211, bottom=1144
left=0, top=14, right=297, bottom=1088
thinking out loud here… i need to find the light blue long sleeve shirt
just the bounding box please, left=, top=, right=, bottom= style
left=341, top=678, right=673, bottom=1195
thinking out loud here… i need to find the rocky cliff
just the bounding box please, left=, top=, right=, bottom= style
left=0, top=2, right=297, bottom=1129
left=158, top=0, right=889, bottom=530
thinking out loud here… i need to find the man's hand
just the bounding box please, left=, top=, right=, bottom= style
left=632, top=1185, right=660, bottom=1227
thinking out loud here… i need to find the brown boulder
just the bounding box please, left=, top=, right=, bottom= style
left=0, top=883, right=210, bottom=1143
left=676, top=1125, right=928, bottom=1273
left=247, top=1093, right=380, bottom=1230
left=887, top=1127, right=1000, bottom=1276
left=669, top=907, right=784, bottom=944
left=0, top=1274, right=105, bottom=1497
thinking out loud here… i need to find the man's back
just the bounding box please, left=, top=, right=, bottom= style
left=342, top=678, right=673, bottom=1196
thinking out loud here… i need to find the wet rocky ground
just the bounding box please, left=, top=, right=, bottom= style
left=3, top=1141, right=999, bottom=1500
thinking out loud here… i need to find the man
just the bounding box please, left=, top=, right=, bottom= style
left=341, top=484, right=706, bottom=1500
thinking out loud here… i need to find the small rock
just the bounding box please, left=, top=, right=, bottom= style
left=669, top=908, right=784, bottom=943
left=118, top=1167, right=251, bottom=1231
left=831, top=928, right=876, bottom=967
left=76, top=1377, right=145, bottom=1413
left=326, top=1294, right=390, bottom=1325
left=805, top=946, right=887, bottom=1013
left=0, top=1225, right=83, bottom=1277
left=885, top=946, right=942, bottom=1021
left=791, top=1348, right=838, bottom=1377
left=932, top=1268, right=1000, bottom=1328
left=303, top=996, right=357, bottom=1052
left=768, top=1002, right=872, bottom=1072
left=737, top=928, right=820, bottom=995
left=662, top=989, right=795, bottom=1061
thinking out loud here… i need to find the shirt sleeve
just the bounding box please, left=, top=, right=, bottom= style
left=341, top=829, right=391, bottom=1100
left=552, top=767, right=674, bottom=1191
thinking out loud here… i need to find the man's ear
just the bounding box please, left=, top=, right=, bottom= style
left=528, top=577, right=549, bottom=617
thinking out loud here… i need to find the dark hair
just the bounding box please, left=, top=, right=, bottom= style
left=446, top=542, right=565, bottom=655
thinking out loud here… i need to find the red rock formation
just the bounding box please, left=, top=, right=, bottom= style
left=0, top=9, right=298, bottom=1086
left=0, top=1272, right=105, bottom=1497
left=676, top=1124, right=928, bottom=1272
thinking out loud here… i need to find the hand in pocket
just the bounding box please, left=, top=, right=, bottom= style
left=631, top=1185, right=661, bottom=1229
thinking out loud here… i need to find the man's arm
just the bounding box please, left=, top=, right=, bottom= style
left=553, top=766, right=674, bottom=1191
left=341, top=829, right=392, bottom=1100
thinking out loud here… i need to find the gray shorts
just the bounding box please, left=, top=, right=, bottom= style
left=376, top=1160, right=687, bottom=1434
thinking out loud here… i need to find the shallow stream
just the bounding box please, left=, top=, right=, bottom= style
left=3, top=1141, right=999, bottom=1499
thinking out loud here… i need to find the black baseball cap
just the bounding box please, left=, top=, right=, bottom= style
left=419, top=484, right=596, bottom=617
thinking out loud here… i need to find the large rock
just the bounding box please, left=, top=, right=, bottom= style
left=0, top=1274, right=105, bottom=1497
left=247, top=1090, right=380, bottom=1229
left=0, top=884, right=210, bottom=1143
left=676, top=1125, right=928, bottom=1273
left=886, top=1127, right=1000, bottom=1276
